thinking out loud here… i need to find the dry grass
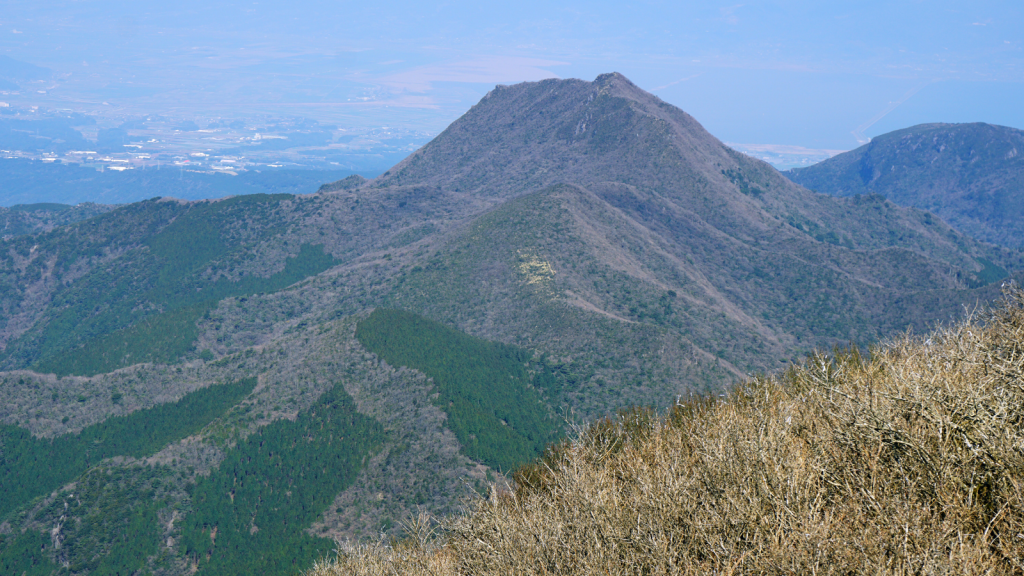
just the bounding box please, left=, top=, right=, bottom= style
left=309, top=286, right=1024, bottom=575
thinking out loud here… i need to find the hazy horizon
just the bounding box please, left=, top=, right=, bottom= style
left=2, top=0, right=1022, bottom=167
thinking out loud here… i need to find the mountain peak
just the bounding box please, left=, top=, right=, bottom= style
left=787, top=121, right=1024, bottom=248
left=371, top=72, right=728, bottom=197
left=593, top=71, right=634, bottom=91
left=591, top=71, right=658, bottom=103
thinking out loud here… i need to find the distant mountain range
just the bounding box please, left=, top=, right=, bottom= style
left=0, top=74, right=1019, bottom=576
left=0, top=55, right=51, bottom=89
left=786, top=122, right=1024, bottom=249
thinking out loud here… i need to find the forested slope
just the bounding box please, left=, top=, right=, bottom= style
left=0, top=73, right=1020, bottom=576
left=314, top=287, right=1024, bottom=575
left=786, top=122, right=1024, bottom=248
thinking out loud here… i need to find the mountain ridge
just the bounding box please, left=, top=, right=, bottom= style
left=786, top=122, right=1024, bottom=248
left=0, top=73, right=1020, bottom=575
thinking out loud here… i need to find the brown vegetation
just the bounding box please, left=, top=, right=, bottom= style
left=310, top=286, right=1024, bottom=575
left=3, top=74, right=1021, bottom=566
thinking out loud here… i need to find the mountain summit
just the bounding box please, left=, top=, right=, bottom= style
left=365, top=73, right=1015, bottom=369
left=374, top=74, right=1007, bottom=271
left=377, top=72, right=730, bottom=194
left=0, top=74, right=1018, bottom=574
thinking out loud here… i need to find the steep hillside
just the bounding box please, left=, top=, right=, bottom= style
left=0, top=74, right=1020, bottom=576
left=315, top=287, right=1024, bottom=575
left=372, top=73, right=1019, bottom=397
left=0, top=202, right=113, bottom=239
left=786, top=122, right=1024, bottom=248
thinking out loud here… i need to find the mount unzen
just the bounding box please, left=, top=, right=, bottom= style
left=0, top=73, right=1016, bottom=576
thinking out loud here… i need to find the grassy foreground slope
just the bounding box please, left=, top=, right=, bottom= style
left=315, top=286, right=1024, bottom=575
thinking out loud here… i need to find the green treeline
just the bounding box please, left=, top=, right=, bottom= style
left=45, top=467, right=163, bottom=576
left=355, top=308, right=563, bottom=472
left=971, top=257, right=1009, bottom=288
left=33, top=240, right=337, bottom=376
left=0, top=378, right=255, bottom=519
left=36, top=301, right=215, bottom=377
left=180, top=384, right=384, bottom=576
left=0, top=464, right=177, bottom=576
left=1, top=194, right=338, bottom=376
left=0, top=528, right=51, bottom=576
left=81, top=496, right=161, bottom=576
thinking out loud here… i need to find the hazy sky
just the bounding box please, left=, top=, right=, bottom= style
left=2, top=0, right=1021, bottom=150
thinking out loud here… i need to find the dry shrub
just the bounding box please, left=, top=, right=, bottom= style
left=310, top=286, right=1024, bottom=575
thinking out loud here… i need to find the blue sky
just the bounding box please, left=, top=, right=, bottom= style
left=1, top=0, right=1021, bottom=150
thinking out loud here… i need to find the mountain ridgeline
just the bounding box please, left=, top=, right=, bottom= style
left=0, top=201, right=114, bottom=239
left=0, top=73, right=1019, bottom=576
left=786, top=122, right=1024, bottom=248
